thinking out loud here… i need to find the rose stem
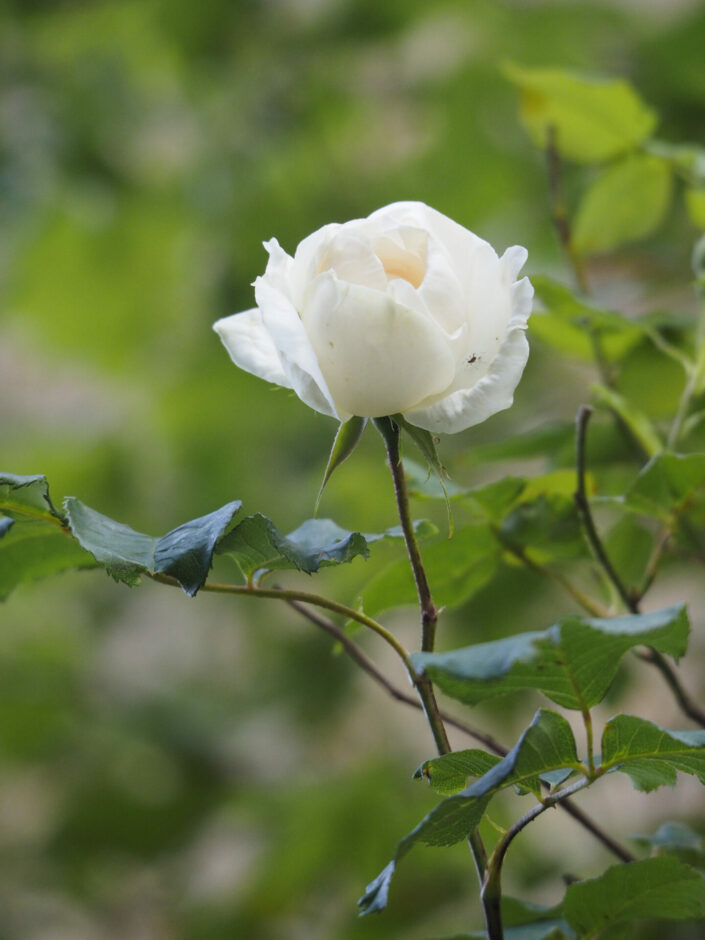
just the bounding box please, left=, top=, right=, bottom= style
left=575, top=405, right=705, bottom=728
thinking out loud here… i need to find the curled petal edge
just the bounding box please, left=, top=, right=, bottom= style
left=213, top=308, right=290, bottom=388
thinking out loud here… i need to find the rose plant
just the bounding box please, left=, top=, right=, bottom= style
left=214, top=201, right=532, bottom=433
left=4, top=68, right=705, bottom=940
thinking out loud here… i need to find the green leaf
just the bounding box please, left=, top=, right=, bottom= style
left=0, top=472, right=64, bottom=523
left=315, top=416, right=367, bottom=513
left=498, top=492, right=585, bottom=562
left=359, top=523, right=500, bottom=617
left=603, top=516, right=655, bottom=589
left=686, top=188, right=705, bottom=229
left=563, top=857, right=705, bottom=937
left=441, top=895, right=575, bottom=940
left=359, top=710, right=579, bottom=916
left=530, top=275, right=644, bottom=361
left=622, top=452, right=705, bottom=520
left=601, top=714, right=705, bottom=792
left=217, top=515, right=434, bottom=582
left=573, top=154, right=673, bottom=255
left=413, top=750, right=501, bottom=796
left=0, top=518, right=97, bottom=601
left=503, top=64, right=657, bottom=164
left=65, top=498, right=243, bottom=595
left=403, top=458, right=467, bottom=501
left=412, top=605, right=689, bottom=710
left=632, top=822, right=705, bottom=869
left=592, top=384, right=663, bottom=457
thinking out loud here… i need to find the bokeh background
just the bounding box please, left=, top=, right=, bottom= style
left=2, top=1, right=705, bottom=937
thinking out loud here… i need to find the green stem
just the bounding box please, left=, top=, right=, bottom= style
left=149, top=572, right=414, bottom=672
left=583, top=707, right=595, bottom=777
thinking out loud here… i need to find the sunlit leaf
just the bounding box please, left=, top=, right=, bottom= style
left=573, top=154, right=673, bottom=255
left=504, top=64, right=657, bottom=163
left=412, top=605, right=688, bottom=710
left=686, top=188, right=705, bottom=229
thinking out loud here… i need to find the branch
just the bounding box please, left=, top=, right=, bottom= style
left=574, top=406, right=705, bottom=729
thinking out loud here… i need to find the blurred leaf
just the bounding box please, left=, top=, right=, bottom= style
left=217, top=515, right=434, bottom=582
left=462, top=424, right=575, bottom=466
left=359, top=710, right=579, bottom=915
left=603, top=516, right=654, bottom=589
left=498, top=492, right=585, bottom=562
left=632, top=822, right=705, bottom=868
left=530, top=275, right=644, bottom=360
left=442, top=895, right=574, bottom=939
left=0, top=519, right=97, bottom=601
left=573, top=154, right=673, bottom=255
left=413, top=750, right=501, bottom=796
left=403, top=458, right=467, bottom=501
left=686, top=189, right=705, bottom=229
left=504, top=64, right=657, bottom=163
left=412, top=605, right=689, bottom=710
left=601, top=714, right=705, bottom=792
left=65, top=497, right=243, bottom=594
left=563, top=857, right=705, bottom=936
left=622, top=452, right=705, bottom=520
left=315, top=416, right=367, bottom=513
left=359, top=523, right=500, bottom=617
left=592, top=384, right=663, bottom=456
left=0, top=472, right=65, bottom=523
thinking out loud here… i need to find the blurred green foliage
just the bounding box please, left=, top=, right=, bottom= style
left=2, top=1, right=705, bottom=938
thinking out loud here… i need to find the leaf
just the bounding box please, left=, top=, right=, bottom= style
left=573, top=154, right=673, bottom=255
left=359, top=523, right=500, bottom=617
left=498, top=492, right=585, bottom=562
left=0, top=518, right=97, bottom=601
left=412, top=605, right=689, bottom=710
left=65, top=497, right=243, bottom=595
left=622, top=452, right=705, bottom=521
left=503, top=64, right=657, bottom=164
left=530, top=275, right=644, bottom=361
left=440, top=895, right=575, bottom=940
left=315, top=416, right=367, bottom=513
left=592, top=384, right=663, bottom=457
left=632, top=822, right=705, bottom=869
left=403, top=458, right=467, bottom=501
left=601, top=714, right=705, bottom=792
left=359, top=710, right=580, bottom=916
left=563, top=857, right=705, bottom=937
left=217, top=515, right=433, bottom=582
left=686, top=188, right=705, bottom=229
left=463, top=423, right=575, bottom=466
left=413, top=750, right=501, bottom=796
left=0, top=472, right=64, bottom=523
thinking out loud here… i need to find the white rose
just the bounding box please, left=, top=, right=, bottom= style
left=214, top=201, right=532, bottom=434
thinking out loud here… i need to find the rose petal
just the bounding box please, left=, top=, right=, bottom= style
left=254, top=276, right=340, bottom=419
left=301, top=271, right=455, bottom=418
left=213, top=308, right=289, bottom=388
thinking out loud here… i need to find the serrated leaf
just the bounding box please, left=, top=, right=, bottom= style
left=0, top=472, right=64, bottom=523
left=504, top=64, right=657, bottom=163
left=412, top=605, right=689, bottom=710
left=601, top=714, right=705, bottom=792
left=216, top=515, right=433, bottom=582
left=0, top=518, right=97, bottom=600
left=315, top=416, right=367, bottom=513
left=413, top=749, right=501, bottom=796
left=563, top=857, right=705, bottom=937
left=65, top=498, right=243, bottom=595
left=359, top=523, right=499, bottom=617
left=592, top=384, right=663, bottom=457
left=573, top=154, right=673, bottom=255
left=359, top=710, right=580, bottom=916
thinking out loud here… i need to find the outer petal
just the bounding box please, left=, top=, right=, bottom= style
left=254, top=276, right=341, bottom=420
left=404, top=275, right=533, bottom=434
left=301, top=271, right=455, bottom=418
left=213, top=308, right=290, bottom=388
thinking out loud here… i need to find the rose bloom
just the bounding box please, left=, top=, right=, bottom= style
left=214, top=201, right=532, bottom=433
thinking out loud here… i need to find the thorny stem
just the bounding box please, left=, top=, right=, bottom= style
left=546, top=125, right=589, bottom=295
left=378, top=417, right=491, bottom=914
left=285, top=600, right=632, bottom=864
left=574, top=406, right=705, bottom=729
